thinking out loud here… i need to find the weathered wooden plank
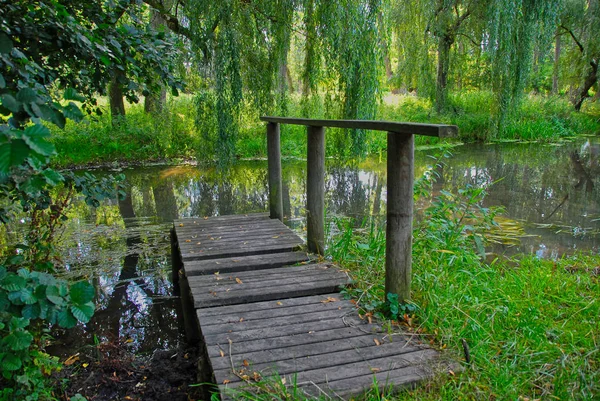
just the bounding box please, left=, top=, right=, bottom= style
left=205, top=324, right=382, bottom=358
left=177, top=234, right=302, bottom=253
left=198, top=293, right=342, bottom=318
left=306, top=125, right=325, bottom=255
left=299, top=364, right=429, bottom=398
left=177, top=225, right=294, bottom=240
left=209, top=332, right=417, bottom=371
left=199, top=295, right=348, bottom=326
left=216, top=346, right=437, bottom=386
left=184, top=252, right=310, bottom=276
left=267, top=122, right=283, bottom=220
left=259, top=116, right=458, bottom=137
left=174, top=218, right=289, bottom=234
left=385, top=133, right=414, bottom=302
left=180, top=242, right=302, bottom=261
left=200, top=305, right=355, bottom=335
left=187, top=263, right=343, bottom=287
left=174, top=213, right=268, bottom=225
left=190, top=274, right=347, bottom=299
left=193, top=278, right=346, bottom=308
left=202, top=314, right=364, bottom=344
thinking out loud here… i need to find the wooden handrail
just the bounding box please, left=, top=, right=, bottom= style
left=262, top=116, right=457, bottom=303
left=260, top=116, right=458, bottom=137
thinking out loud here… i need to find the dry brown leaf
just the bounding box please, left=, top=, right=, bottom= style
left=64, top=354, right=80, bottom=366
left=374, top=338, right=381, bottom=346
left=370, top=368, right=381, bottom=373
left=239, top=318, right=244, bottom=322
left=367, top=315, right=372, bottom=324
left=235, top=277, right=243, bottom=284
left=219, top=350, right=225, bottom=357
left=252, top=371, right=261, bottom=381
left=276, top=301, right=283, bottom=306
left=281, top=378, right=287, bottom=385
left=242, top=359, right=250, bottom=367
left=272, top=235, right=280, bottom=238
left=197, top=242, right=202, bottom=245
left=320, top=296, right=338, bottom=304
left=185, top=239, right=191, bottom=243
left=223, top=379, right=230, bottom=384
left=203, top=216, right=208, bottom=220
left=179, top=223, right=184, bottom=227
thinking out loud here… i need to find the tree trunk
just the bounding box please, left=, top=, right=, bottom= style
left=144, top=9, right=167, bottom=114
left=109, top=71, right=126, bottom=124
left=377, top=12, right=394, bottom=85
left=552, top=34, right=561, bottom=94
left=436, top=36, right=452, bottom=113
left=573, top=60, right=598, bottom=111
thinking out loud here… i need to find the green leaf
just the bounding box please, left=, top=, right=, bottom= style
left=0, top=94, right=20, bottom=113
left=0, top=266, right=6, bottom=281
left=70, top=281, right=95, bottom=305
left=0, top=140, right=31, bottom=173
left=8, top=317, right=29, bottom=330
left=0, top=33, right=13, bottom=54
left=1, top=353, right=22, bottom=371
left=22, top=304, right=40, bottom=320
left=0, top=275, right=26, bottom=291
left=70, top=302, right=94, bottom=323
left=57, top=308, right=77, bottom=328
left=45, top=285, right=64, bottom=305
left=0, top=74, right=5, bottom=89
left=16, top=88, right=37, bottom=103
left=63, top=102, right=84, bottom=122
left=63, top=88, right=86, bottom=102
left=42, top=169, right=64, bottom=186
left=38, top=105, right=66, bottom=128
left=5, top=330, right=33, bottom=351
left=19, top=288, right=37, bottom=305
left=22, top=124, right=55, bottom=157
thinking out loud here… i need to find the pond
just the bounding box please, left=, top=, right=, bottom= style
left=44, top=136, right=600, bottom=357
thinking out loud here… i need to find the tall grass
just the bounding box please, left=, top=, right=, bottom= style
left=50, top=96, right=199, bottom=167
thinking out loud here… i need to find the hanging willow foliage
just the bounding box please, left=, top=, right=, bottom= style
left=185, top=0, right=382, bottom=162
left=487, top=0, right=562, bottom=135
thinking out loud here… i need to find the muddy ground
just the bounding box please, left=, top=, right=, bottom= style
left=52, top=339, right=213, bottom=401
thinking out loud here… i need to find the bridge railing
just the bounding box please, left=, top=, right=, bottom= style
left=261, top=116, right=457, bottom=302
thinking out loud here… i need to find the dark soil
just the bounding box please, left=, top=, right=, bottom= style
left=52, top=339, right=212, bottom=401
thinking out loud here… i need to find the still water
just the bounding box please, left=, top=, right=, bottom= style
left=49, top=137, right=600, bottom=354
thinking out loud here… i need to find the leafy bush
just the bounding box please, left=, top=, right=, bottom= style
left=0, top=267, right=95, bottom=400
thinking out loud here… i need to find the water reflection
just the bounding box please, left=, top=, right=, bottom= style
left=49, top=137, right=599, bottom=354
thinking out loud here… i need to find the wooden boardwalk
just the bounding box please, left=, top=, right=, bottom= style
left=172, top=213, right=444, bottom=399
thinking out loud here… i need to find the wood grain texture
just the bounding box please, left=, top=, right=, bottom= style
left=260, top=116, right=458, bottom=137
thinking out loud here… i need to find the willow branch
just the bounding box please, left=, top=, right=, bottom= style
left=560, top=24, right=584, bottom=54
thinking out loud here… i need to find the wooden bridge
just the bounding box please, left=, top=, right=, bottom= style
left=171, top=117, right=457, bottom=399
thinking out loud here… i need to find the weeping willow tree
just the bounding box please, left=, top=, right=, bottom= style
left=182, top=0, right=382, bottom=163
left=559, top=0, right=600, bottom=111
left=487, top=0, right=562, bottom=135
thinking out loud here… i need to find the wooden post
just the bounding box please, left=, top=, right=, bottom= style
left=385, top=132, right=414, bottom=303
left=267, top=122, right=283, bottom=220
left=306, top=125, right=325, bottom=255
left=170, top=227, right=181, bottom=296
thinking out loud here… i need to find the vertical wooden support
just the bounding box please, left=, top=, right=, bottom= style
left=385, top=132, right=414, bottom=303
left=170, top=226, right=181, bottom=296
left=267, top=122, right=283, bottom=220
left=307, top=125, right=325, bottom=255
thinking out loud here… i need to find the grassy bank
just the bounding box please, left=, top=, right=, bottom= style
left=50, top=92, right=600, bottom=168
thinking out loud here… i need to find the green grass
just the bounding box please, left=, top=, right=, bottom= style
left=50, top=96, right=199, bottom=167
